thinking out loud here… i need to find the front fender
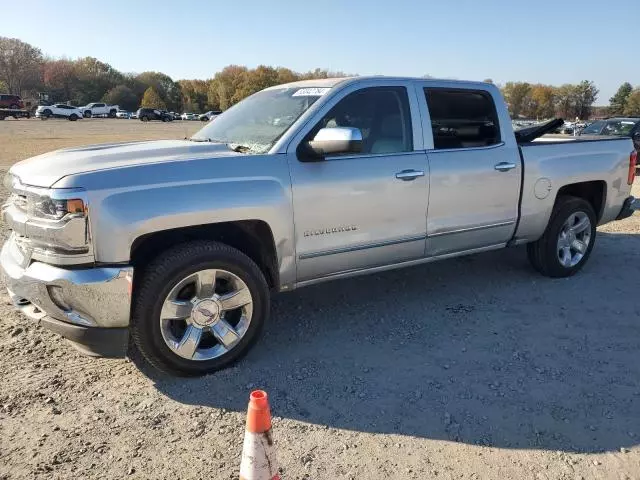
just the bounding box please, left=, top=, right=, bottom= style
left=68, top=156, right=296, bottom=287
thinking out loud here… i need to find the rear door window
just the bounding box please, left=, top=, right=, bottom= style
left=424, top=88, right=501, bottom=150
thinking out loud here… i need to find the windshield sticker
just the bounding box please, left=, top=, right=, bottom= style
left=292, top=87, right=331, bottom=97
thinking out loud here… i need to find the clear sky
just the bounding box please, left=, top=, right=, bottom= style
left=2, top=0, right=632, bottom=103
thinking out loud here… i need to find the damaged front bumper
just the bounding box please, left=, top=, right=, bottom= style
left=1, top=235, right=133, bottom=357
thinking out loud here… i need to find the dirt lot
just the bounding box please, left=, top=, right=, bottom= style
left=0, top=119, right=639, bottom=480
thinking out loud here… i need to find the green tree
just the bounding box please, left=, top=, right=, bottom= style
left=141, top=87, right=166, bottom=109
left=555, top=84, right=576, bottom=118
left=0, top=37, right=43, bottom=95
left=623, top=89, right=640, bottom=116
left=0, top=79, right=6, bottom=92
left=502, top=82, right=532, bottom=117
left=74, top=56, right=123, bottom=104
left=103, top=85, right=138, bottom=111
left=609, top=82, right=633, bottom=115
left=573, top=80, right=598, bottom=119
left=136, top=72, right=181, bottom=111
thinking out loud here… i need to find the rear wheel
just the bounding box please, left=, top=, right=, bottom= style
left=527, top=196, right=597, bottom=278
left=131, top=241, right=270, bottom=376
left=109, top=109, right=117, bottom=118
left=141, top=115, right=149, bottom=122
left=68, top=114, right=78, bottom=121
left=162, top=116, right=170, bottom=122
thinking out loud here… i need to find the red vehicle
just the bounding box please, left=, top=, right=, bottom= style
left=0, top=94, right=24, bottom=110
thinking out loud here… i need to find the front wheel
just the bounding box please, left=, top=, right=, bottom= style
left=527, top=196, right=597, bottom=278
left=84, top=110, right=92, bottom=118
left=141, top=115, right=149, bottom=122
left=131, top=241, right=270, bottom=376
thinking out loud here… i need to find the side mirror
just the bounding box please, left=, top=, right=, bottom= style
left=299, top=127, right=363, bottom=161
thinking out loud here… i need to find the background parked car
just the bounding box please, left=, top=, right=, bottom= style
left=181, top=112, right=197, bottom=120
left=137, top=108, right=173, bottom=122
left=0, top=94, right=24, bottom=110
left=130, top=111, right=138, bottom=119
left=199, top=110, right=222, bottom=121
left=580, top=117, right=640, bottom=150
left=80, top=102, right=119, bottom=118
left=35, top=104, right=83, bottom=121
left=116, top=110, right=131, bottom=119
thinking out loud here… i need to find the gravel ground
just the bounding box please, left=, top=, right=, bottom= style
left=0, top=119, right=639, bottom=479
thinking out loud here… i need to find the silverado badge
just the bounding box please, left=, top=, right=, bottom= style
left=304, top=225, right=358, bottom=237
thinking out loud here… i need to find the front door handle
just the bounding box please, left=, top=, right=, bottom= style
left=395, top=169, right=425, bottom=181
left=494, top=162, right=516, bottom=172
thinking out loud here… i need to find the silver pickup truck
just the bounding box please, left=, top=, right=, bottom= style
left=2, top=77, right=636, bottom=375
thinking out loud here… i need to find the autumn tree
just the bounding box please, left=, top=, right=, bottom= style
left=529, top=84, right=556, bottom=119
left=103, top=85, right=138, bottom=111
left=43, top=59, right=79, bottom=102
left=0, top=37, right=43, bottom=95
left=623, top=89, right=640, bottom=116
left=209, top=65, right=249, bottom=110
left=178, top=79, right=209, bottom=113
left=141, top=87, right=166, bottom=109
left=609, top=82, right=633, bottom=115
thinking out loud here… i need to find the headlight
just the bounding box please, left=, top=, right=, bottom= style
left=30, top=195, right=85, bottom=220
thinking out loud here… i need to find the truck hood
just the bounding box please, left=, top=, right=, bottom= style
left=10, top=140, right=241, bottom=188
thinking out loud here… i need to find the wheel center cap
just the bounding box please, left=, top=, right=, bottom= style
left=192, top=299, right=221, bottom=326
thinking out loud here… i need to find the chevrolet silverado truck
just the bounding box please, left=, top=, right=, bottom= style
left=2, top=77, right=636, bottom=376
left=79, top=102, right=119, bottom=118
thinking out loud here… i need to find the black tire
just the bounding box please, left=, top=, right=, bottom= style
left=109, top=109, right=117, bottom=118
left=141, top=115, right=149, bottom=122
left=84, top=110, right=92, bottom=118
left=131, top=241, right=270, bottom=376
left=200, top=117, right=208, bottom=122
left=69, top=114, right=78, bottom=121
left=527, top=196, right=597, bottom=278
left=42, top=109, right=52, bottom=120
left=162, top=116, right=169, bottom=122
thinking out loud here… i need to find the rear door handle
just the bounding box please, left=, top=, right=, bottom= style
left=494, top=162, right=516, bottom=172
left=395, top=169, right=425, bottom=181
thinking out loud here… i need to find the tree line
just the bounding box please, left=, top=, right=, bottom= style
left=0, top=37, right=347, bottom=113
left=1, top=36, right=639, bottom=118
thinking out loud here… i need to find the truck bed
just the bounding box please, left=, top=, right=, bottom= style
left=515, top=135, right=634, bottom=243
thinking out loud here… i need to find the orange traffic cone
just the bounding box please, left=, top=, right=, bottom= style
left=239, top=390, right=280, bottom=480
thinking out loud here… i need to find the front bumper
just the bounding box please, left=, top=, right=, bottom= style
left=1, top=237, right=133, bottom=357
left=616, top=196, right=637, bottom=221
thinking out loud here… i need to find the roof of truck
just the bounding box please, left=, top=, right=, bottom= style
left=268, top=76, right=494, bottom=91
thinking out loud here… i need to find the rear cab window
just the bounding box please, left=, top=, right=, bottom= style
left=424, top=88, right=501, bottom=150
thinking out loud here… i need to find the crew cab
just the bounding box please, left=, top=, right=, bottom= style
left=79, top=102, right=119, bottom=118
left=2, top=77, right=636, bottom=376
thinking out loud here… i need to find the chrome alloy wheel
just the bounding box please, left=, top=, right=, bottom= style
left=557, top=211, right=592, bottom=268
left=159, top=269, right=253, bottom=360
